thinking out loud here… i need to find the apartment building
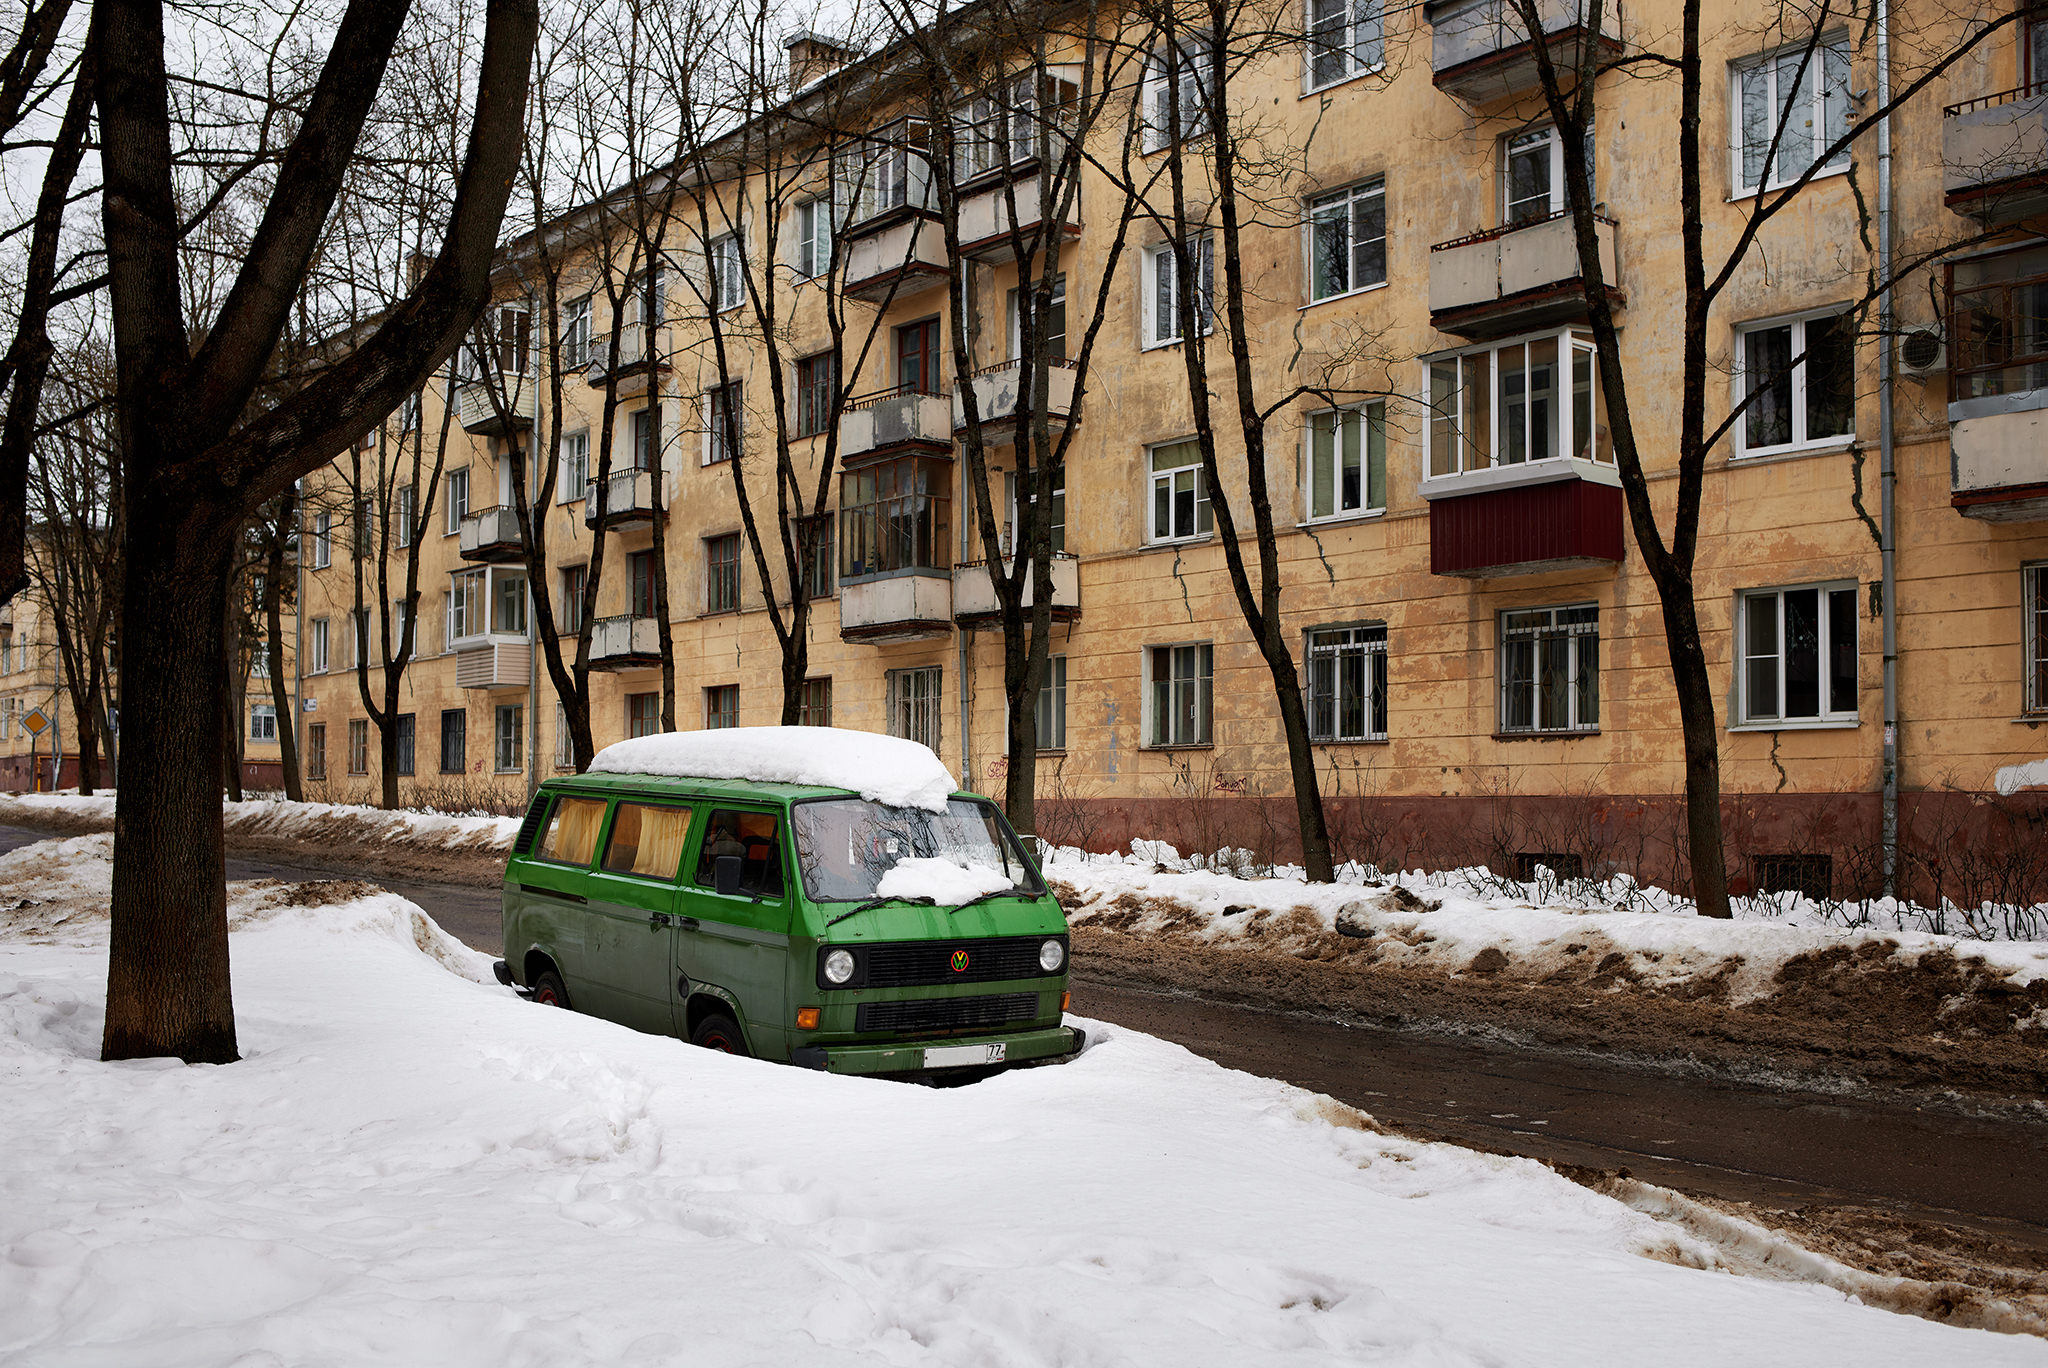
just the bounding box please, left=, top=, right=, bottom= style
left=293, top=0, right=2048, bottom=889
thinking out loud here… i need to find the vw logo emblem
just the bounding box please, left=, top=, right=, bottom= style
left=950, top=950, right=970, bottom=973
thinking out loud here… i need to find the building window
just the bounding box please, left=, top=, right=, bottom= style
left=895, top=319, right=942, bottom=394
left=1007, top=275, right=1067, bottom=360
left=446, top=468, right=469, bottom=532
left=554, top=702, right=574, bottom=768
left=706, top=383, right=741, bottom=464
left=1145, top=237, right=1213, bottom=346
left=1306, top=403, right=1386, bottom=520
left=560, top=564, right=586, bottom=635
left=561, top=429, right=589, bottom=501
left=1037, top=654, right=1067, bottom=750
left=796, top=352, right=837, bottom=437
left=1142, top=37, right=1212, bottom=150
left=439, top=708, right=466, bottom=773
left=630, top=408, right=654, bottom=470
left=1427, top=328, right=1611, bottom=477
left=493, top=571, right=528, bottom=636
left=354, top=497, right=376, bottom=559
left=394, top=712, right=415, bottom=775
left=1499, top=605, right=1600, bottom=734
left=395, top=485, right=415, bottom=548
left=1307, top=624, right=1387, bottom=742
left=1306, top=0, right=1383, bottom=88
left=1148, top=439, right=1212, bottom=543
left=310, top=617, right=330, bottom=674
left=448, top=569, right=483, bottom=642
left=630, top=550, right=657, bottom=618
left=562, top=295, right=592, bottom=369
left=2027, top=564, right=2048, bottom=715
left=390, top=598, right=414, bottom=654
left=1003, top=470, right=1066, bottom=554
left=495, top=704, right=523, bottom=772
left=794, top=198, right=832, bottom=278
left=1733, top=35, right=1850, bottom=195
left=1947, top=243, right=2048, bottom=402
left=709, top=234, right=745, bottom=312
left=312, top=511, right=331, bottom=569
left=1739, top=584, right=1858, bottom=725
left=1503, top=124, right=1592, bottom=225
left=707, top=533, right=741, bottom=613
left=250, top=703, right=277, bottom=743
left=836, top=119, right=931, bottom=225
left=1149, top=642, right=1213, bottom=746
left=348, top=718, right=370, bottom=775
left=796, top=515, right=834, bottom=598
left=626, top=266, right=665, bottom=329
left=1735, top=310, right=1854, bottom=456
left=705, top=684, right=739, bottom=729
left=306, top=722, right=327, bottom=781
left=840, top=455, right=951, bottom=577
left=886, top=665, right=944, bottom=752
left=628, top=691, right=660, bottom=738
left=800, top=677, right=833, bottom=726
left=1308, top=181, right=1385, bottom=302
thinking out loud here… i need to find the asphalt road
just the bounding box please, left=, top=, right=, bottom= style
left=10, top=822, right=2045, bottom=1248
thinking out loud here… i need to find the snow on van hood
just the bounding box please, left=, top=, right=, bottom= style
left=588, top=727, right=958, bottom=812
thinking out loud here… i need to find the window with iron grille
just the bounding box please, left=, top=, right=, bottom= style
left=2025, top=563, right=2048, bottom=715
left=348, top=718, right=369, bottom=775
left=1754, top=853, right=1832, bottom=901
left=707, top=533, right=741, bottom=613
left=628, top=691, right=660, bottom=737
left=440, top=709, right=466, bottom=773
left=1148, top=642, right=1213, bottom=746
left=887, top=665, right=944, bottom=752
left=1306, top=624, right=1387, bottom=741
left=706, top=684, right=739, bottom=729
left=250, top=704, right=277, bottom=743
left=1498, top=605, right=1599, bottom=734
left=800, top=677, right=832, bottom=726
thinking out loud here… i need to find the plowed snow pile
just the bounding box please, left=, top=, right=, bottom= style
left=0, top=790, right=519, bottom=855
left=4, top=836, right=2041, bottom=1363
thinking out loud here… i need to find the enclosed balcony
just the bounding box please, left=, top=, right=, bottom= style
left=1948, top=242, right=2048, bottom=520
left=1428, top=0, right=1624, bottom=104
left=454, top=640, right=531, bottom=689
left=838, top=451, right=954, bottom=643
left=952, top=552, right=1080, bottom=628
left=453, top=373, right=534, bottom=436
left=582, top=326, right=671, bottom=396
left=1429, top=211, right=1619, bottom=338
left=458, top=505, right=525, bottom=563
left=587, top=614, right=662, bottom=671
left=843, top=217, right=949, bottom=303
left=1943, top=86, right=2048, bottom=228
left=956, top=171, right=1081, bottom=263
left=953, top=358, right=1078, bottom=441
left=1426, top=468, right=1623, bottom=577
left=839, top=387, right=953, bottom=462
left=583, top=468, right=658, bottom=530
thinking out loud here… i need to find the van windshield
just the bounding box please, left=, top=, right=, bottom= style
left=791, top=796, right=1043, bottom=904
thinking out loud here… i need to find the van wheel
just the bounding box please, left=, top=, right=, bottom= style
left=532, top=970, right=570, bottom=1009
left=691, top=1012, right=748, bottom=1055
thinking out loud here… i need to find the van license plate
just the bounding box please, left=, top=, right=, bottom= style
left=924, top=1042, right=1007, bottom=1068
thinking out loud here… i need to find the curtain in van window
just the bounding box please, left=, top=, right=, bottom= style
left=539, top=797, right=608, bottom=865
left=620, top=804, right=694, bottom=879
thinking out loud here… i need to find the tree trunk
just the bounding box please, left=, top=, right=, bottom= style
left=265, top=494, right=301, bottom=801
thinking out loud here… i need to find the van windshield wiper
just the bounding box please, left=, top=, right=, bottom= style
left=949, top=887, right=1026, bottom=915
left=826, top=894, right=935, bottom=927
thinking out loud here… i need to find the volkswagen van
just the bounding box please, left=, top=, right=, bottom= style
left=493, top=729, right=1083, bottom=1078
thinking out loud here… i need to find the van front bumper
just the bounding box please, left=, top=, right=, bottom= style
left=790, top=1023, right=1086, bottom=1077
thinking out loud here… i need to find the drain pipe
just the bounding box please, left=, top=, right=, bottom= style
left=1877, top=0, right=1899, bottom=896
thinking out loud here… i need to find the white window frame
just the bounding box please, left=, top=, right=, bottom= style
left=1142, top=37, right=1212, bottom=151
left=1424, top=327, right=1612, bottom=480
left=250, top=702, right=277, bottom=743
left=1305, top=0, right=1384, bottom=92
left=554, top=702, right=573, bottom=769
left=1734, top=582, right=1860, bottom=728
left=2027, top=563, right=2048, bottom=716
left=705, top=382, right=742, bottom=465
left=1146, top=641, right=1214, bottom=747
left=1144, top=236, right=1214, bottom=348
left=1731, top=33, right=1851, bottom=197
left=1307, top=180, right=1386, bottom=303
left=1306, top=623, right=1388, bottom=742
left=445, top=468, right=470, bottom=534
left=560, top=429, right=589, bottom=503
left=312, top=511, right=331, bottom=569
left=448, top=568, right=484, bottom=645
left=1036, top=654, right=1068, bottom=750
left=1498, top=604, right=1600, bottom=735
left=886, top=665, right=944, bottom=753
left=1304, top=402, right=1386, bottom=522
left=1733, top=307, right=1857, bottom=458
left=709, top=234, right=745, bottom=312
left=494, top=703, right=523, bottom=773
left=1148, top=438, right=1213, bottom=544
left=562, top=295, right=592, bottom=369
left=793, top=197, right=833, bottom=278
left=395, top=484, right=415, bottom=548
left=310, top=617, right=330, bottom=674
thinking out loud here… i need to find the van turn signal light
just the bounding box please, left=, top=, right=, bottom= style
left=796, top=1007, right=821, bottom=1030
left=1060, top=991, right=1071, bottom=1012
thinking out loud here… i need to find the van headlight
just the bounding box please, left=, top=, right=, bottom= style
left=823, top=948, right=856, bottom=984
left=1039, top=939, right=1066, bottom=973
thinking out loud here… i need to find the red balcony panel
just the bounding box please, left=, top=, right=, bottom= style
left=1429, top=476, right=1623, bottom=578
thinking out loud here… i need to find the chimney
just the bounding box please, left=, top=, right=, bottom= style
left=785, top=30, right=854, bottom=89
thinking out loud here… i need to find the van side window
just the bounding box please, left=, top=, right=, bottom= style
left=536, top=796, right=608, bottom=867
left=601, top=803, right=695, bottom=880
left=695, top=809, right=785, bottom=897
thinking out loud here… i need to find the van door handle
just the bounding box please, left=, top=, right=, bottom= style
left=677, top=916, right=699, bottom=931
left=522, top=883, right=586, bottom=905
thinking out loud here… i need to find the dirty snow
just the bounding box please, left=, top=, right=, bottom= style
left=0, top=790, right=520, bottom=852
left=2, top=836, right=2040, bottom=1364
left=590, top=726, right=958, bottom=811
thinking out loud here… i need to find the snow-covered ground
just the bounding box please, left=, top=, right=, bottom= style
left=2, top=833, right=2043, bottom=1363
left=0, top=790, right=520, bottom=855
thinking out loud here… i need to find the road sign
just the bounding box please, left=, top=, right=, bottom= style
left=19, top=707, right=49, bottom=737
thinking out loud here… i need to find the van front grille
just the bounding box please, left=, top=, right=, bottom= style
left=855, top=993, right=1040, bottom=1035
left=862, top=936, right=1059, bottom=987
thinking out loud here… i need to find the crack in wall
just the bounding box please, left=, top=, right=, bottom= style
left=1171, top=547, right=1193, bottom=623
left=1303, top=522, right=1337, bottom=586
left=1847, top=442, right=1883, bottom=548
left=1768, top=730, right=1789, bottom=794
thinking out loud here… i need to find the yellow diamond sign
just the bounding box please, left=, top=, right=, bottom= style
left=19, top=707, right=50, bottom=737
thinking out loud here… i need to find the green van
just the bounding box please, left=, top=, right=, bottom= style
left=492, top=731, right=1084, bottom=1079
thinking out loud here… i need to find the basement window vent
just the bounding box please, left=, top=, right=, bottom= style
left=1514, top=852, right=1584, bottom=882
left=1753, top=853, right=1832, bottom=901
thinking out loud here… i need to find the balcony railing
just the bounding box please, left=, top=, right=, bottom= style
left=1428, top=0, right=1623, bottom=104
left=1950, top=391, right=2048, bottom=522
left=582, top=468, right=658, bottom=529
left=1424, top=460, right=1624, bottom=577
left=838, top=571, right=953, bottom=644
left=1943, top=85, right=2048, bottom=227
left=953, top=357, right=1078, bottom=434
left=839, top=387, right=954, bottom=461
left=581, top=326, right=672, bottom=394
left=453, top=373, right=535, bottom=435
left=458, top=505, right=525, bottom=563
left=956, top=171, right=1082, bottom=263
left=952, top=552, right=1080, bottom=626
left=588, top=614, right=663, bottom=671
left=843, top=217, right=949, bottom=303
left=1428, top=210, right=1619, bottom=337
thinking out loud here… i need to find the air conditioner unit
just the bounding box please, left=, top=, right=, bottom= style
left=1899, top=327, right=1946, bottom=379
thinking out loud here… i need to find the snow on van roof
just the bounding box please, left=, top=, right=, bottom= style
left=587, top=726, right=959, bottom=812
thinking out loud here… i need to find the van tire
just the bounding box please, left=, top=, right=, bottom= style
left=691, top=1012, right=748, bottom=1055
left=532, top=970, right=571, bottom=1010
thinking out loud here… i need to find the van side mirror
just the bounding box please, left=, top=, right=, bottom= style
left=714, top=855, right=744, bottom=897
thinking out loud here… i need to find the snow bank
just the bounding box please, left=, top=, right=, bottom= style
left=589, top=726, right=958, bottom=812
left=0, top=790, right=520, bottom=854
left=2, top=840, right=2034, bottom=1364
